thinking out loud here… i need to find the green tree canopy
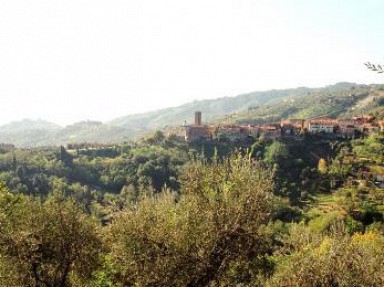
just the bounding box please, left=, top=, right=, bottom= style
left=0, top=188, right=103, bottom=287
left=107, top=152, right=275, bottom=286
left=264, top=141, right=289, bottom=165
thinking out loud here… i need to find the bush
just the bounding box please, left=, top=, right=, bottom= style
left=0, top=187, right=103, bottom=287
left=107, top=152, right=275, bottom=286
left=269, top=226, right=384, bottom=287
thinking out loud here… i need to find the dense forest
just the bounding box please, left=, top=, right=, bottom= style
left=0, top=125, right=383, bottom=286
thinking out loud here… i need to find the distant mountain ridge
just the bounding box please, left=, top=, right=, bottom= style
left=1, top=82, right=383, bottom=147
left=0, top=119, right=62, bottom=133
left=110, top=82, right=384, bottom=129
left=108, top=86, right=315, bottom=129
left=0, top=120, right=134, bottom=148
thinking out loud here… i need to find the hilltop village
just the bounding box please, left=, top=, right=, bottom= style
left=182, top=111, right=384, bottom=142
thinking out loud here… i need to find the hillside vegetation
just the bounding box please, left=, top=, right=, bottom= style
left=0, top=120, right=134, bottom=148
left=230, top=83, right=384, bottom=125
left=2, top=82, right=383, bottom=147
left=0, top=127, right=383, bottom=285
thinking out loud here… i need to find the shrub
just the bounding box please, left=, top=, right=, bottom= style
left=107, top=152, right=275, bottom=286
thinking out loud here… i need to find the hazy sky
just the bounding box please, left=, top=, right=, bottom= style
left=1, top=0, right=383, bottom=126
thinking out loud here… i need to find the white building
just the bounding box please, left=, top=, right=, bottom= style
left=307, top=119, right=335, bottom=133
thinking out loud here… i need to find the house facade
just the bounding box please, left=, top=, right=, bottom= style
left=337, top=119, right=357, bottom=137
left=307, top=118, right=336, bottom=134
left=215, top=125, right=249, bottom=141
left=184, top=126, right=212, bottom=141
left=259, top=124, right=281, bottom=139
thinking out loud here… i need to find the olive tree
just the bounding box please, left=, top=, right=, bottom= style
left=108, top=151, right=275, bottom=286
left=269, top=224, right=384, bottom=287
left=0, top=183, right=103, bottom=287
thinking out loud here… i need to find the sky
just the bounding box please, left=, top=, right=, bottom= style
left=0, top=0, right=384, bottom=126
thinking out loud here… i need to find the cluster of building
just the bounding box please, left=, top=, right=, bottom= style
left=183, top=112, right=384, bottom=142
left=281, top=116, right=383, bottom=137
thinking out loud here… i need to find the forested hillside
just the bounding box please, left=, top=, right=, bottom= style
left=110, top=82, right=384, bottom=128
left=230, top=83, right=384, bottom=125
left=0, top=120, right=134, bottom=148
left=108, top=86, right=314, bottom=129
left=0, top=128, right=383, bottom=285
left=2, top=82, right=383, bottom=147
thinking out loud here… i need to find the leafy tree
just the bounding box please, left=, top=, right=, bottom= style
left=59, top=146, right=73, bottom=167
left=0, top=188, right=103, bottom=287
left=318, top=158, right=327, bottom=174
left=107, top=152, right=275, bottom=286
left=144, top=130, right=165, bottom=145
left=270, top=225, right=384, bottom=287
left=264, top=141, right=289, bottom=165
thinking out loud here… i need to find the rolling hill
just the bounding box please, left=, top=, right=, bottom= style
left=109, top=83, right=384, bottom=129
left=108, top=86, right=314, bottom=129
left=0, top=120, right=134, bottom=148
left=1, top=82, right=383, bottom=147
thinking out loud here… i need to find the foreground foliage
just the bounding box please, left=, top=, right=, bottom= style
left=0, top=182, right=103, bottom=287
left=0, top=131, right=383, bottom=286
left=270, top=224, right=384, bottom=287
left=108, top=152, right=274, bottom=286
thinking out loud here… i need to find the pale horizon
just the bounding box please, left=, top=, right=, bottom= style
left=1, top=0, right=383, bottom=126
